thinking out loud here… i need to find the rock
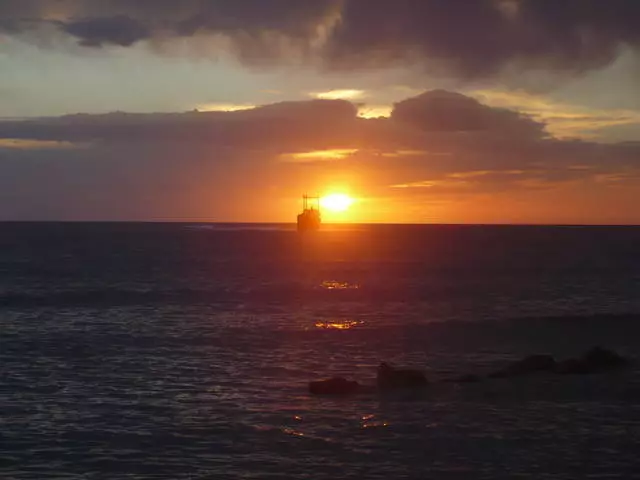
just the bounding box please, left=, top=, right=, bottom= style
left=309, top=377, right=360, bottom=395
left=442, top=373, right=482, bottom=384
left=376, top=362, right=428, bottom=390
left=556, top=347, right=631, bottom=375
left=489, top=354, right=557, bottom=378
left=554, top=358, right=594, bottom=375
left=583, top=347, right=631, bottom=371
left=454, top=374, right=482, bottom=383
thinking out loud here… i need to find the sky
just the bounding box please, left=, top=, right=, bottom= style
left=1, top=0, right=639, bottom=224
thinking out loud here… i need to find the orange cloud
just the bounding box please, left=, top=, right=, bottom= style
left=0, top=138, right=82, bottom=149
left=357, top=105, right=392, bottom=118
left=283, top=149, right=359, bottom=162
left=471, top=89, right=640, bottom=140
left=195, top=103, right=256, bottom=112
left=1, top=90, right=639, bottom=223
left=313, top=89, right=366, bottom=100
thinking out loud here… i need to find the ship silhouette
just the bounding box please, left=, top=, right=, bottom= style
left=297, top=195, right=321, bottom=233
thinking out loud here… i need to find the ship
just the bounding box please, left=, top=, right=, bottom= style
left=297, top=195, right=321, bottom=233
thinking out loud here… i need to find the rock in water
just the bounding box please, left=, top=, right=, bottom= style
left=376, top=362, right=428, bottom=390
left=454, top=374, right=482, bottom=383
left=489, top=354, right=557, bottom=378
left=309, top=377, right=360, bottom=395
left=554, top=358, right=594, bottom=375
left=556, top=347, right=631, bottom=375
left=583, top=346, right=630, bottom=370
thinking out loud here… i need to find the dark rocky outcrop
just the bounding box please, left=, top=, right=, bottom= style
left=309, top=377, right=360, bottom=395
left=554, top=358, right=594, bottom=375
left=451, top=373, right=482, bottom=383
left=583, top=346, right=631, bottom=370
left=308, top=348, right=632, bottom=394
left=555, top=347, right=631, bottom=375
left=488, top=354, right=557, bottom=378
left=376, top=362, right=429, bottom=390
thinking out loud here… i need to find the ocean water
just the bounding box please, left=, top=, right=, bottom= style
left=1, top=223, right=639, bottom=479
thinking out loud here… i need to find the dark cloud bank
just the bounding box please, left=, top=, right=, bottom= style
left=2, top=0, right=640, bottom=77
left=1, top=90, right=638, bottom=221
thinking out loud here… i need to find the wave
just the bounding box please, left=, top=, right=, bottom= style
left=185, top=224, right=294, bottom=232
left=184, top=223, right=367, bottom=232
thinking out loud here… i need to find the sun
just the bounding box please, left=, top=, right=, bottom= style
left=321, top=193, right=354, bottom=212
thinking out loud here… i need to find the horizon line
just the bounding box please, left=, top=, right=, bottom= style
left=0, top=220, right=638, bottom=227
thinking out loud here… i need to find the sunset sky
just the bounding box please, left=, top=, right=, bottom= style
left=1, top=0, right=639, bottom=224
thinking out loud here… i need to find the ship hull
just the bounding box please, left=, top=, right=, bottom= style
left=297, top=211, right=321, bottom=233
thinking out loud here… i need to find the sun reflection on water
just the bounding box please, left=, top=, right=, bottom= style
left=361, top=421, right=389, bottom=429
left=360, top=414, right=389, bottom=429
left=320, top=280, right=360, bottom=290
left=314, top=319, right=364, bottom=330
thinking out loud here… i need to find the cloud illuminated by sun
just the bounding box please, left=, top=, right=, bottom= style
left=357, top=105, right=393, bottom=118
left=313, top=89, right=366, bottom=100
left=321, top=193, right=354, bottom=212
left=195, top=103, right=256, bottom=112
left=0, top=138, right=84, bottom=150
left=283, top=149, right=358, bottom=162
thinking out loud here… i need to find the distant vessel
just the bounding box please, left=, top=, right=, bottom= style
left=297, top=195, right=321, bottom=233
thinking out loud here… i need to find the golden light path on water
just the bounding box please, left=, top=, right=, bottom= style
left=320, top=280, right=360, bottom=290
left=314, top=281, right=363, bottom=329
left=314, top=319, right=364, bottom=330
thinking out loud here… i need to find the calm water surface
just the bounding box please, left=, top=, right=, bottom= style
left=1, top=223, right=639, bottom=479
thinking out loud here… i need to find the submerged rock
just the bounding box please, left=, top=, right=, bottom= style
left=309, top=377, right=360, bottom=395
left=376, top=362, right=429, bottom=390
left=489, top=354, right=557, bottom=378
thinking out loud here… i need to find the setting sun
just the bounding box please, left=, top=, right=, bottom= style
left=321, top=193, right=354, bottom=212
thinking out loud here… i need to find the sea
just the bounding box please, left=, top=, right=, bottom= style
left=1, top=222, right=639, bottom=479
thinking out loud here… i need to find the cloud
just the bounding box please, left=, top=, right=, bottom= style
left=0, top=0, right=341, bottom=59
left=282, top=149, right=359, bottom=162
left=0, top=138, right=81, bottom=149
left=391, top=90, right=547, bottom=138
left=195, top=103, right=256, bottom=112
left=2, top=1, right=640, bottom=79
left=313, top=89, right=366, bottom=100
left=471, top=89, right=640, bottom=139
left=0, top=99, right=360, bottom=150
left=357, top=105, right=393, bottom=119
left=326, top=0, right=640, bottom=78
left=0, top=90, right=639, bottom=221
left=61, top=15, right=151, bottom=47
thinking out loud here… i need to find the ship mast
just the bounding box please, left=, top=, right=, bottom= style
left=302, top=194, right=320, bottom=212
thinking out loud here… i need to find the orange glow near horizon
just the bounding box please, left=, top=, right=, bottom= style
left=285, top=149, right=358, bottom=162
left=320, top=193, right=354, bottom=213
left=195, top=103, right=256, bottom=112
